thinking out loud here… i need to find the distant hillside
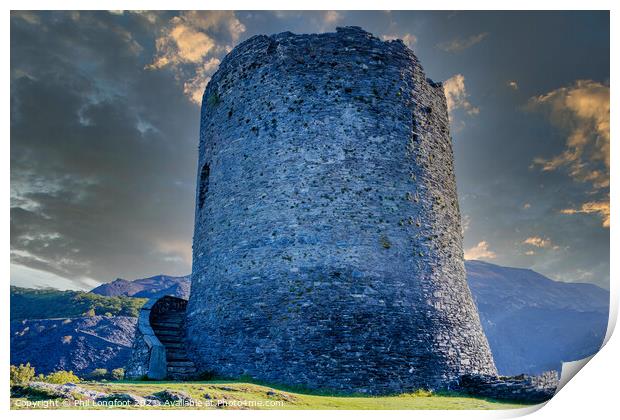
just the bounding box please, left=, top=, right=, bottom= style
left=467, top=260, right=609, bottom=375
left=10, top=262, right=609, bottom=377
left=10, top=316, right=136, bottom=375
left=10, top=286, right=147, bottom=320
left=90, top=274, right=190, bottom=299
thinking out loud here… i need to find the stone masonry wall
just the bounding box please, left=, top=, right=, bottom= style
left=186, top=26, right=497, bottom=394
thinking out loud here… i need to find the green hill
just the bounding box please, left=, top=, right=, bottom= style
left=10, top=286, right=147, bottom=320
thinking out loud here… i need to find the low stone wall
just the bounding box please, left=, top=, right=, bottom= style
left=458, top=371, right=559, bottom=404
left=124, top=298, right=167, bottom=380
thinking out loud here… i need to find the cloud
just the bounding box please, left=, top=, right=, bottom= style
left=523, top=236, right=552, bottom=248
left=507, top=80, right=518, bottom=90
left=382, top=33, right=417, bottom=49
left=461, top=214, right=471, bottom=234
left=152, top=20, right=216, bottom=67
left=154, top=238, right=192, bottom=265
left=561, top=201, right=610, bottom=228
left=148, top=11, right=246, bottom=104
left=11, top=12, right=198, bottom=288
left=443, top=74, right=479, bottom=121
left=12, top=11, right=41, bottom=25
left=529, top=80, right=609, bottom=191
left=183, top=57, right=222, bottom=105
left=529, top=80, right=609, bottom=228
left=523, top=203, right=531, bottom=209
left=437, top=32, right=488, bottom=52
left=464, top=241, right=497, bottom=260
left=323, top=11, right=342, bottom=25
left=524, top=250, right=535, bottom=256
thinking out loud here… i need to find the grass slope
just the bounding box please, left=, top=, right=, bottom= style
left=10, top=286, right=147, bottom=320
left=11, top=380, right=529, bottom=410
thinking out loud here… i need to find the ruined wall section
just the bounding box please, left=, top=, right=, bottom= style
left=187, top=26, right=496, bottom=394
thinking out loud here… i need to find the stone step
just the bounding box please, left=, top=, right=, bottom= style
left=167, top=366, right=197, bottom=374
left=166, top=349, right=189, bottom=360
left=157, top=331, right=183, bottom=338
left=159, top=336, right=183, bottom=343
left=168, top=361, right=195, bottom=368
left=153, top=329, right=184, bottom=336
left=154, top=320, right=184, bottom=326
left=152, top=324, right=183, bottom=331
left=166, top=355, right=193, bottom=365
left=156, top=318, right=184, bottom=324
left=156, top=313, right=184, bottom=320
left=158, top=337, right=185, bottom=348
left=154, top=329, right=184, bottom=337
left=167, top=353, right=189, bottom=361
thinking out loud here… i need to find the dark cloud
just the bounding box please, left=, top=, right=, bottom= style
left=11, top=11, right=199, bottom=287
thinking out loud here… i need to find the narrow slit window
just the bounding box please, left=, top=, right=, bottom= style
left=198, top=163, right=210, bottom=209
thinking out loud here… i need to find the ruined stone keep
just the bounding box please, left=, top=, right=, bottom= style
left=184, top=26, right=497, bottom=394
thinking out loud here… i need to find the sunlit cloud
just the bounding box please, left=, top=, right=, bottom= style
left=183, top=57, right=222, bottom=105
left=323, top=11, right=342, bottom=25
left=437, top=32, right=488, bottom=52
left=507, top=80, right=518, bottom=90
left=529, top=80, right=609, bottom=191
left=147, top=11, right=245, bottom=104
left=523, top=236, right=552, bottom=248
left=529, top=80, right=609, bottom=228
left=382, top=33, right=417, bottom=49
left=464, top=241, right=497, bottom=260
left=444, top=74, right=480, bottom=122
left=561, top=200, right=610, bottom=228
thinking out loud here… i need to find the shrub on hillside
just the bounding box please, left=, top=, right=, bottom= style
left=10, top=286, right=147, bottom=320
left=111, top=368, right=125, bottom=381
left=10, top=363, right=35, bottom=385
left=44, top=370, right=80, bottom=384
left=87, top=368, right=109, bottom=381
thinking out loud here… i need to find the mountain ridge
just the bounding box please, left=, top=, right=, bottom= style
left=90, top=274, right=190, bottom=299
left=11, top=261, right=609, bottom=376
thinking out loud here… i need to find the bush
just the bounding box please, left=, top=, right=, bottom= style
left=44, top=370, right=80, bottom=384
left=410, top=389, right=433, bottom=397
left=10, top=363, right=35, bottom=385
left=111, top=368, right=125, bottom=381
left=88, top=368, right=109, bottom=381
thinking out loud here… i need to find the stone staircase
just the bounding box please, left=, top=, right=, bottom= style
left=149, top=298, right=197, bottom=380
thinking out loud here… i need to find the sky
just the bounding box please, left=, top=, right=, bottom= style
left=10, top=11, right=610, bottom=290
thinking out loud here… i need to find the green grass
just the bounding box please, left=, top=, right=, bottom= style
left=11, top=380, right=530, bottom=410
left=10, top=286, right=147, bottom=320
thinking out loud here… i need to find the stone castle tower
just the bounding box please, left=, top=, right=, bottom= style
left=186, top=26, right=497, bottom=394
